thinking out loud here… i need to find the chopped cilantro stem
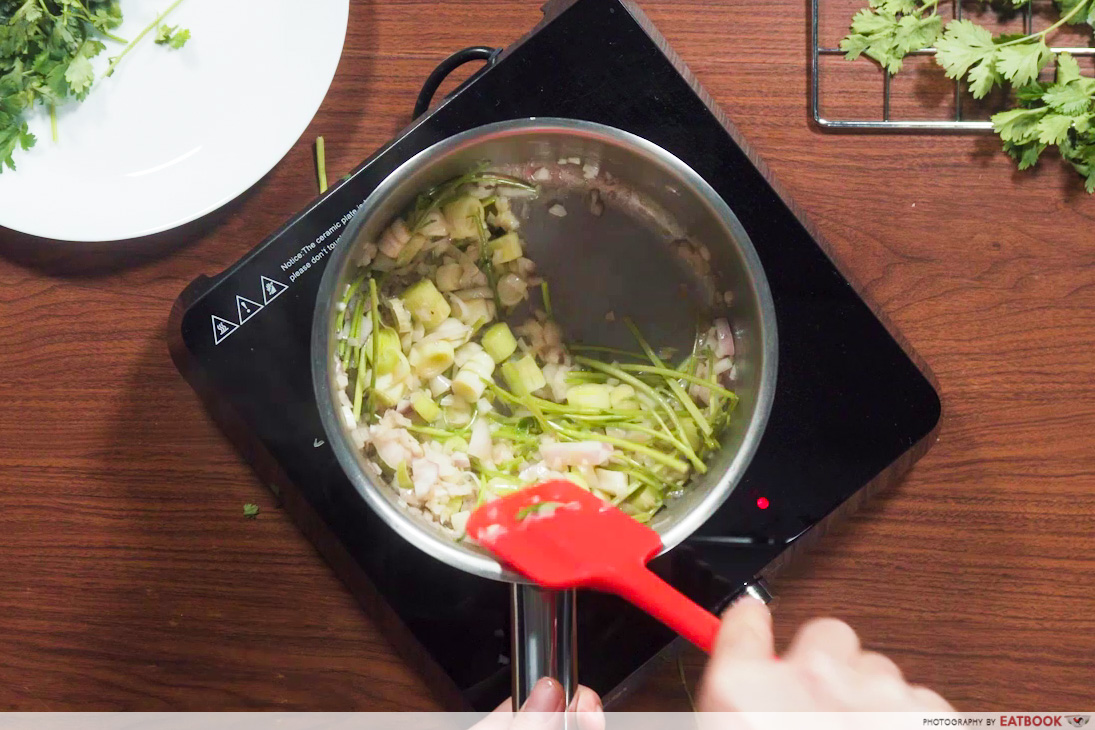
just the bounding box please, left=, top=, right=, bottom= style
left=104, top=0, right=187, bottom=79
left=49, top=103, right=57, bottom=143
left=541, top=281, right=553, bottom=319
left=624, top=318, right=713, bottom=437
left=550, top=422, right=689, bottom=473
left=614, top=363, right=737, bottom=399
left=368, top=278, right=381, bottom=418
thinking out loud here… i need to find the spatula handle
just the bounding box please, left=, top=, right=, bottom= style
left=601, top=566, right=722, bottom=653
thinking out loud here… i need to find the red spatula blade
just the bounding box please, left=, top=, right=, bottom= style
left=467, top=480, right=721, bottom=652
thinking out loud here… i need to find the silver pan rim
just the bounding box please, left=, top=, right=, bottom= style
left=312, top=117, right=778, bottom=583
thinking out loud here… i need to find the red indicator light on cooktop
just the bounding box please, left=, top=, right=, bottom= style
left=756, top=497, right=770, bottom=510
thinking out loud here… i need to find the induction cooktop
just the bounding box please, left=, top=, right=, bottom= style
left=169, top=0, right=941, bottom=711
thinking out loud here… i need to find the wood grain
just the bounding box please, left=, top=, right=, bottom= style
left=1, top=0, right=1093, bottom=712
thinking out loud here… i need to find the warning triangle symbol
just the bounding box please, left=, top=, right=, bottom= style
left=236, top=295, right=263, bottom=324
left=260, top=275, right=289, bottom=304
left=211, top=315, right=239, bottom=345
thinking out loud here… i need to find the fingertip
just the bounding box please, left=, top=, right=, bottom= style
left=714, top=595, right=775, bottom=661
left=787, top=617, right=860, bottom=664
left=569, top=686, right=605, bottom=730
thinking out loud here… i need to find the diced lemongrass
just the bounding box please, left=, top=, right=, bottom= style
left=566, top=468, right=590, bottom=490
left=368, top=327, right=403, bottom=376
left=387, top=298, right=412, bottom=333
left=395, top=233, right=427, bottom=266
left=444, top=401, right=473, bottom=427
left=565, top=383, right=612, bottom=410
left=444, top=436, right=469, bottom=453
left=396, top=461, right=413, bottom=490
left=450, top=510, right=471, bottom=535
left=502, top=355, right=546, bottom=395
left=610, top=384, right=638, bottom=409
left=482, top=323, right=518, bottom=363
left=429, top=375, right=452, bottom=397
left=410, top=339, right=455, bottom=380
left=435, top=262, right=462, bottom=291
left=627, top=485, right=662, bottom=512
left=452, top=369, right=488, bottom=402
left=373, top=374, right=406, bottom=407
left=490, top=232, right=523, bottom=265
left=594, top=468, right=629, bottom=498
left=442, top=196, right=485, bottom=240
left=402, top=278, right=451, bottom=330
left=410, top=392, right=442, bottom=423
left=455, top=297, right=492, bottom=330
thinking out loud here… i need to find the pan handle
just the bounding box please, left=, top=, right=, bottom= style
left=412, top=46, right=501, bottom=119
left=510, top=585, right=577, bottom=710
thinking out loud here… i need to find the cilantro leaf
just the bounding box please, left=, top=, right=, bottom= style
left=1042, top=83, right=1093, bottom=115
left=996, top=40, right=1052, bottom=88
left=840, top=2, right=942, bottom=75
left=1036, top=112, right=1075, bottom=144
left=154, top=24, right=190, bottom=49
left=243, top=503, right=260, bottom=518
left=935, top=20, right=996, bottom=80
left=992, top=106, right=1049, bottom=144
left=1056, top=52, right=1082, bottom=85
left=1003, top=140, right=1047, bottom=170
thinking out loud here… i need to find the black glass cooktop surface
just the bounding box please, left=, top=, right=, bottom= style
left=169, top=0, right=940, bottom=711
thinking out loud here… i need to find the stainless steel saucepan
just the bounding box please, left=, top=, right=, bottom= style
left=312, top=118, right=778, bottom=709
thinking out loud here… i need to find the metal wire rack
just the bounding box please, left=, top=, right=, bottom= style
left=811, top=0, right=1095, bottom=131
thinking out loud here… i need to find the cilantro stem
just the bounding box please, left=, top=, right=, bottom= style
left=541, top=281, right=553, bottom=319
left=103, top=0, right=186, bottom=79
left=624, top=318, right=713, bottom=438
left=49, top=103, right=57, bottom=143
left=568, top=344, right=647, bottom=360
left=550, top=423, right=689, bottom=473
left=993, top=0, right=1090, bottom=49
left=315, top=136, right=328, bottom=194
left=614, top=363, right=737, bottom=400
left=368, top=278, right=381, bottom=418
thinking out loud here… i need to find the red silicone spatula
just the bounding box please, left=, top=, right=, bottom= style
left=466, top=479, right=722, bottom=652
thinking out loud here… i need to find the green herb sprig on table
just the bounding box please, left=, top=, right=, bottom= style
left=0, top=0, right=190, bottom=172
left=841, top=0, right=1095, bottom=191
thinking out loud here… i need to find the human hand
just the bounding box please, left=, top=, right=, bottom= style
left=698, top=597, right=953, bottom=712
left=470, top=677, right=604, bottom=730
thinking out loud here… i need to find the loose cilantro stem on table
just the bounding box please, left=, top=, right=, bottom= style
left=315, top=136, right=328, bottom=194
left=840, top=0, right=1095, bottom=192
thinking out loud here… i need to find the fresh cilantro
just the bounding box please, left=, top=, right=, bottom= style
left=839, top=0, right=944, bottom=75
left=243, top=503, right=260, bottom=518
left=154, top=23, right=189, bottom=49
left=0, top=0, right=191, bottom=172
left=842, top=0, right=1095, bottom=191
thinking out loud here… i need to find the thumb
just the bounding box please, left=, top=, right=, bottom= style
left=712, top=596, right=775, bottom=661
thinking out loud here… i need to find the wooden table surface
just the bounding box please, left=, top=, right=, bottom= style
left=2, top=0, right=1093, bottom=712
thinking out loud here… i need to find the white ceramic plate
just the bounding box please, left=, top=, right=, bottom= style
left=0, top=0, right=349, bottom=242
